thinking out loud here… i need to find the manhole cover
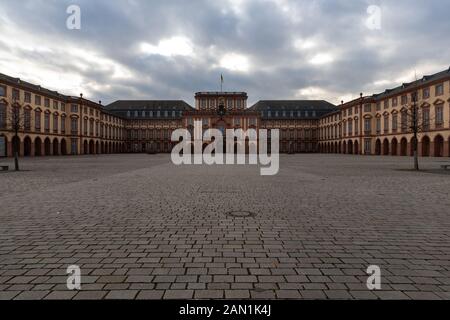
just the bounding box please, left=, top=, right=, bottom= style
left=225, top=210, right=256, bottom=218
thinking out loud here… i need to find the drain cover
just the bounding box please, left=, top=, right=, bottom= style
left=225, top=210, right=256, bottom=218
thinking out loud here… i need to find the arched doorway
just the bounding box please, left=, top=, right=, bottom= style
left=375, top=139, right=381, bottom=155
left=53, top=138, right=59, bottom=156
left=24, top=136, right=32, bottom=156
left=391, top=138, right=398, bottom=156
left=83, top=140, right=88, bottom=154
left=44, top=138, right=51, bottom=156
left=400, top=138, right=407, bottom=156
left=354, top=140, right=359, bottom=155
left=383, top=139, right=389, bottom=155
left=0, top=136, right=7, bottom=157
left=61, top=139, right=67, bottom=155
left=89, top=140, right=94, bottom=154
left=434, top=135, right=444, bottom=157
left=421, top=136, right=430, bottom=157
left=348, top=140, right=353, bottom=155
left=96, top=141, right=99, bottom=154
left=343, top=141, right=347, bottom=154
left=35, top=137, right=42, bottom=156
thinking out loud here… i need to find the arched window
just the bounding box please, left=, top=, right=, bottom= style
left=24, top=108, right=31, bottom=131
left=0, top=102, right=6, bottom=128
left=35, top=110, right=42, bottom=130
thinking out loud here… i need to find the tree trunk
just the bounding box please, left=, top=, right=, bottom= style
left=14, top=151, right=19, bottom=171
left=13, top=133, right=19, bottom=171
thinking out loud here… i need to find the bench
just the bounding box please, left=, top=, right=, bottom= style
left=441, top=164, right=450, bottom=170
left=0, top=165, right=8, bottom=171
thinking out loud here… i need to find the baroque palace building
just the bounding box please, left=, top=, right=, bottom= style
left=1, top=67, right=450, bottom=158
left=318, top=67, right=450, bottom=157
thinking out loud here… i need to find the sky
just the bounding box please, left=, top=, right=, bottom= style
left=0, top=0, right=449, bottom=106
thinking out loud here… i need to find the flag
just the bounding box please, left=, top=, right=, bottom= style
left=220, top=74, right=224, bottom=92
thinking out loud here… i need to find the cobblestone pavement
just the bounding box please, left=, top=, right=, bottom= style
left=0, top=154, right=450, bottom=300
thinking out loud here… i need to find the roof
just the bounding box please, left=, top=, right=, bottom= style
left=249, top=100, right=337, bottom=119
left=373, top=67, right=450, bottom=100
left=0, top=72, right=66, bottom=100
left=105, top=100, right=194, bottom=111
left=250, top=100, right=336, bottom=110
left=195, top=92, right=247, bottom=96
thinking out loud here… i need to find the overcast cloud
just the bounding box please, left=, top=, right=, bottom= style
left=0, top=0, right=449, bottom=106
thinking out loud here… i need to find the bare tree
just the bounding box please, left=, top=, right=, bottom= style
left=8, top=98, right=24, bottom=171
left=401, top=83, right=435, bottom=171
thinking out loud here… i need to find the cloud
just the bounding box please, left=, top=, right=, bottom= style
left=0, top=0, right=449, bottom=106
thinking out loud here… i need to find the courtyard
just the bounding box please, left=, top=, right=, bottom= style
left=0, top=154, right=449, bottom=300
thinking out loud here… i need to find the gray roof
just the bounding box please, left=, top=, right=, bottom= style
left=373, top=67, right=450, bottom=100
left=105, top=100, right=194, bottom=111
left=0, top=72, right=66, bottom=100
left=249, top=100, right=337, bottom=119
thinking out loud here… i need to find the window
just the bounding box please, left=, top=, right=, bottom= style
left=44, top=113, right=50, bottom=132
left=61, top=103, right=66, bottom=112
left=227, top=99, right=233, bottom=108
left=364, top=104, right=371, bottom=112
left=201, top=99, right=206, bottom=109
left=35, top=110, right=41, bottom=130
left=71, top=118, right=78, bottom=134
left=384, top=116, right=389, bottom=132
left=376, top=102, right=381, bottom=111
left=83, top=119, right=88, bottom=135
left=423, top=108, right=430, bottom=129
left=364, top=118, right=371, bottom=133
left=236, top=100, right=242, bottom=108
left=348, top=120, right=353, bottom=135
left=376, top=118, right=381, bottom=133
left=90, top=120, right=94, bottom=135
left=12, top=88, right=20, bottom=101
left=0, top=103, right=7, bottom=128
left=384, top=100, right=389, bottom=109
left=401, top=112, right=408, bottom=132
left=202, top=118, right=209, bottom=126
left=53, top=101, right=58, bottom=109
left=24, top=92, right=31, bottom=103
left=44, top=98, right=50, bottom=108
left=61, top=116, right=66, bottom=133
left=35, top=95, right=41, bottom=105
left=249, top=118, right=256, bottom=126
left=0, top=85, right=6, bottom=97
left=71, top=104, right=78, bottom=113
left=435, top=83, right=444, bottom=96
left=401, top=95, right=407, bottom=105
left=24, top=109, right=31, bottom=131
left=391, top=98, right=398, bottom=108
left=423, top=87, right=430, bottom=99
left=436, top=105, right=443, bottom=125
left=53, top=114, right=58, bottom=133
left=234, top=118, right=241, bottom=126
left=392, top=114, right=398, bottom=131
